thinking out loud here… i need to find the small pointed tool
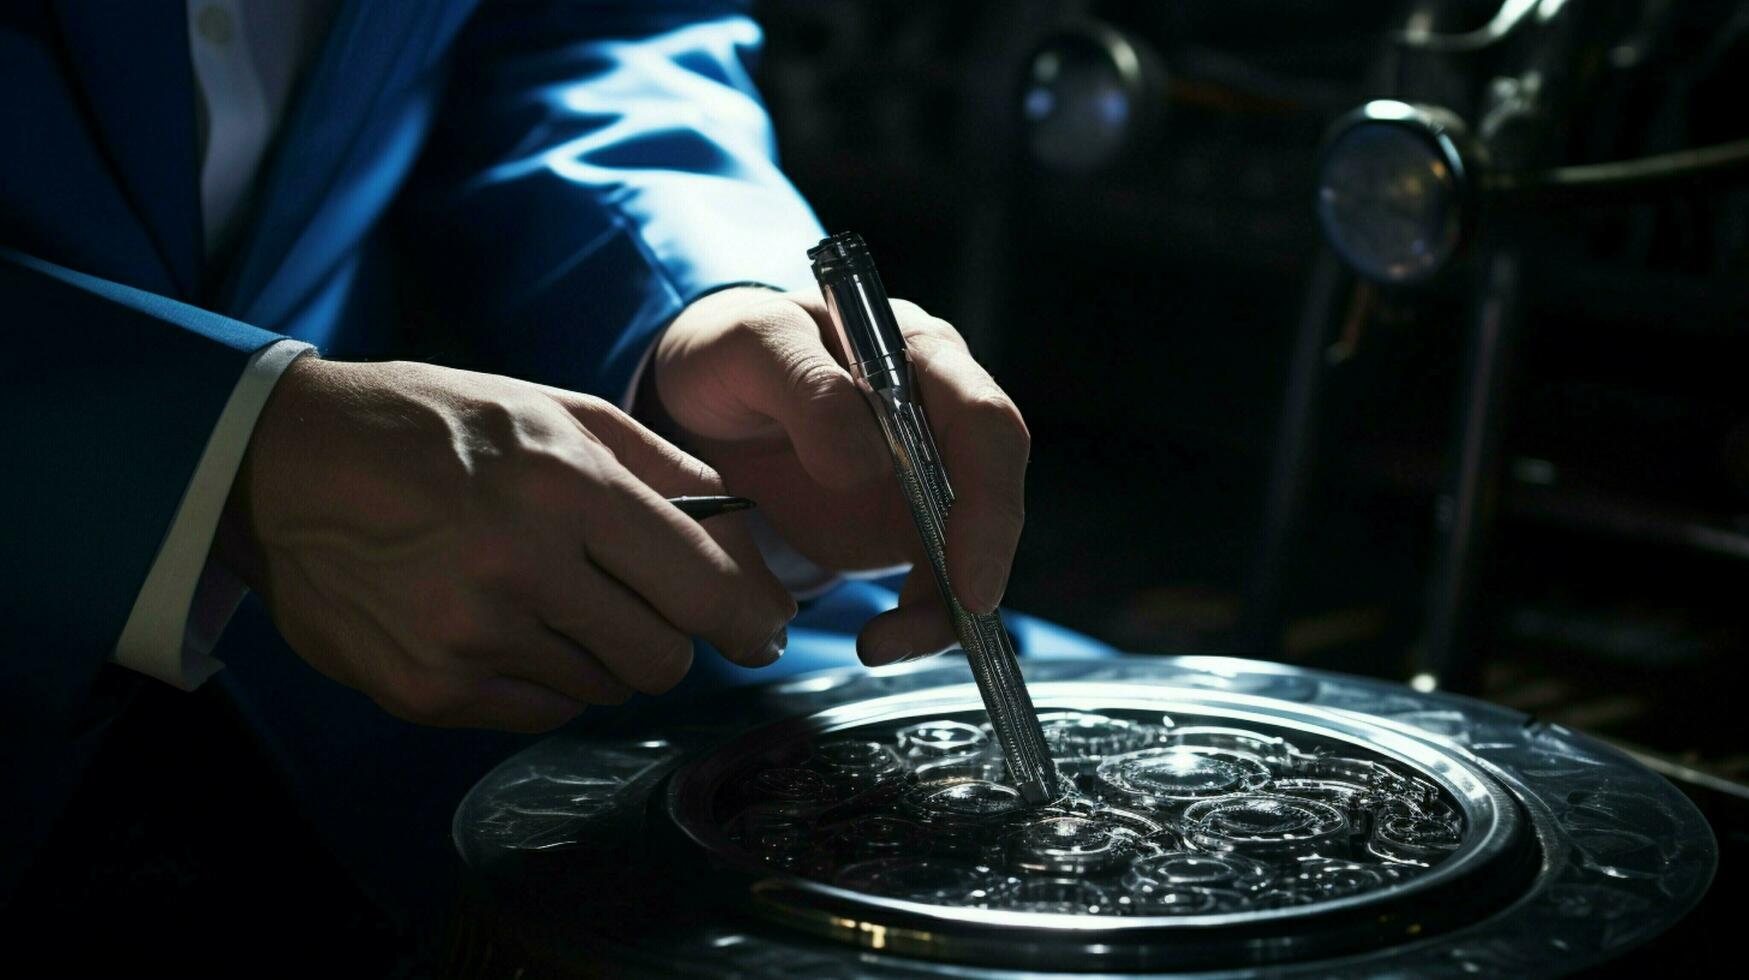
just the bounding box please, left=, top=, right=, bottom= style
left=808, top=232, right=1060, bottom=804
left=667, top=495, right=756, bottom=520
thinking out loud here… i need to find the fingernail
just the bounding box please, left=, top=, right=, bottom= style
left=966, top=559, right=1009, bottom=613
left=867, top=639, right=909, bottom=666
left=750, top=626, right=786, bottom=667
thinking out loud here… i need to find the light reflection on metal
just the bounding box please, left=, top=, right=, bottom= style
left=1315, top=101, right=1479, bottom=285
left=666, top=683, right=1529, bottom=965
left=454, top=658, right=1717, bottom=975
left=1020, top=23, right=1162, bottom=173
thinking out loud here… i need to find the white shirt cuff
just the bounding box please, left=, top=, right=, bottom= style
left=112, top=339, right=313, bottom=689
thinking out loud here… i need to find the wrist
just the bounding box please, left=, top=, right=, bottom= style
left=214, top=355, right=330, bottom=589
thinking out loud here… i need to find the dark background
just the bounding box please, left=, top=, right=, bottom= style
left=756, top=0, right=1749, bottom=782
left=753, top=3, right=1749, bottom=972
left=10, top=1, right=1749, bottom=975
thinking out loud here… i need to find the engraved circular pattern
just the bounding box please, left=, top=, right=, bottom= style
left=748, top=767, right=834, bottom=802
left=1008, top=814, right=1141, bottom=874
left=1096, top=746, right=1272, bottom=804
left=1124, top=850, right=1273, bottom=893
left=1182, top=795, right=1349, bottom=855
left=896, top=721, right=988, bottom=759
left=460, top=658, right=1717, bottom=977
left=1036, top=711, right=1161, bottom=758
left=906, top=779, right=1027, bottom=819
left=704, top=707, right=1476, bottom=920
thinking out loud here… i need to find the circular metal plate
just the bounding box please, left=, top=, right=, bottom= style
left=453, top=656, right=1716, bottom=977
left=665, top=684, right=1530, bottom=969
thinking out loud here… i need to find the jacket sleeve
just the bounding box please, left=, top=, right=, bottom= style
left=399, top=0, right=827, bottom=402
left=0, top=248, right=291, bottom=728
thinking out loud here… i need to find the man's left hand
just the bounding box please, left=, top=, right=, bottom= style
left=648, top=287, right=1030, bottom=667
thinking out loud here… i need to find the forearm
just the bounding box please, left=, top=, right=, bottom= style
left=0, top=248, right=293, bottom=703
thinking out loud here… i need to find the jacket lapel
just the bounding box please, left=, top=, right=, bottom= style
left=218, top=0, right=445, bottom=327
left=50, top=0, right=202, bottom=299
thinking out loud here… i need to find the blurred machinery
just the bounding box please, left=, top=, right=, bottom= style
left=755, top=1, right=1747, bottom=964
left=756, top=0, right=1749, bottom=768
left=1267, top=0, right=1749, bottom=696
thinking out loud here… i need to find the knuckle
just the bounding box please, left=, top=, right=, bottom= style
left=512, top=446, right=588, bottom=512
left=466, top=404, right=564, bottom=481
left=731, top=298, right=812, bottom=349
left=569, top=395, right=637, bottom=443
left=888, top=298, right=934, bottom=329
left=928, top=317, right=971, bottom=351
left=920, top=315, right=962, bottom=341
left=568, top=392, right=616, bottom=419
left=896, top=307, right=966, bottom=347
left=464, top=397, right=522, bottom=445
left=678, top=455, right=726, bottom=494
left=750, top=296, right=815, bottom=332
left=782, top=354, right=849, bottom=404
left=968, top=389, right=1031, bottom=450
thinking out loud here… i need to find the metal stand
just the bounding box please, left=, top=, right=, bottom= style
left=1239, top=251, right=1351, bottom=658
left=1417, top=250, right=1523, bottom=692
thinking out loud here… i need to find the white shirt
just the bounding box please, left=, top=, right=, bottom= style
left=187, top=0, right=337, bottom=254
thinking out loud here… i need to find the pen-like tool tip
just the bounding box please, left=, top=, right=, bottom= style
left=1016, top=775, right=1057, bottom=806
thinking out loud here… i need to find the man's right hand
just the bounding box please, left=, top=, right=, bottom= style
left=220, top=358, right=797, bottom=733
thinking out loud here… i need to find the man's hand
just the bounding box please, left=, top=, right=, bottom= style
left=650, top=288, right=1030, bottom=667
left=223, top=359, right=797, bottom=733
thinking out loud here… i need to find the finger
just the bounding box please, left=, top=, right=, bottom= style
left=552, top=393, right=800, bottom=600
left=534, top=560, right=702, bottom=693
left=554, top=442, right=794, bottom=666
left=681, top=436, right=917, bottom=573
left=586, top=476, right=792, bottom=668
left=445, top=677, right=588, bottom=734
left=857, top=568, right=958, bottom=666
left=899, top=311, right=1029, bottom=614
left=550, top=391, right=724, bottom=497
left=547, top=394, right=797, bottom=667
left=720, top=299, right=889, bottom=488
left=322, top=592, right=590, bottom=733
left=496, top=623, right=638, bottom=705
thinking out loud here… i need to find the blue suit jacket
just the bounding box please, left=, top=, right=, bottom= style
left=0, top=0, right=824, bottom=887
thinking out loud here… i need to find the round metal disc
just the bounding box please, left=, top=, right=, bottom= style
left=453, top=656, right=1715, bottom=977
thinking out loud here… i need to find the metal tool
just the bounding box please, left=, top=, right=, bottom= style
left=808, top=231, right=1059, bottom=803
left=666, top=495, right=755, bottom=520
